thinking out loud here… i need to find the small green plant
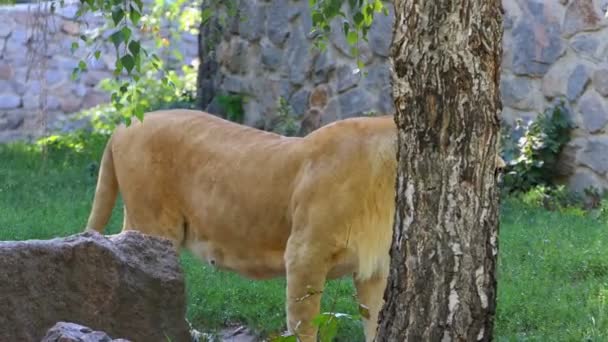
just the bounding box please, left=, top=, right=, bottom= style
left=217, top=94, right=246, bottom=123
left=269, top=311, right=358, bottom=342
left=518, top=185, right=583, bottom=212
left=501, top=101, right=573, bottom=193
left=271, top=97, right=300, bottom=137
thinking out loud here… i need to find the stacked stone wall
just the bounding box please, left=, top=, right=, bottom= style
left=0, top=1, right=198, bottom=142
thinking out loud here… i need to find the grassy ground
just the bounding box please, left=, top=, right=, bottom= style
left=1, top=140, right=608, bottom=341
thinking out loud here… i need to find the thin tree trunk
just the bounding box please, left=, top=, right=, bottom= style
left=377, top=0, right=503, bottom=341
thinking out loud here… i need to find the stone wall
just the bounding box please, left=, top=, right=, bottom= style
left=0, top=1, right=198, bottom=143
left=198, top=0, right=395, bottom=134
left=501, top=0, right=608, bottom=192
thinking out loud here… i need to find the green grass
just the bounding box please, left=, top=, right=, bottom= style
left=1, top=140, right=608, bottom=341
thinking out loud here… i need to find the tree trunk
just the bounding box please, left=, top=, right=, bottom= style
left=376, top=0, right=503, bottom=341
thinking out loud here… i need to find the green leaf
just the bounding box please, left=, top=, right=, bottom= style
left=134, top=104, right=145, bottom=121
left=70, top=42, right=79, bottom=54
left=353, top=11, right=364, bottom=26
left=94, top=50, right=101, bottom=60
left=346, top=31, right=358, bottom=45
left=120, top=26, right=132, bottom=43
left=128, top=40, right=140, bottom=56
left=121, top=54, right=135, bottom=74
left=312, top=12, right=324, bottom=26
left=114, top=58, right=123, bottom=76
left=129, top=5, right=141, bottom=25
left=70, top=67, right=79, bottom=81
left=109, top=30, right=124, bottom=49
left=357, top=59, right=365, bottom=70
left=111, top=6, right=124, bottom=25
left=172, top=49, right=183, bottom=62
left=78, top=60, right=87, bottom=71
left=133, top=0, right=142, bottom=11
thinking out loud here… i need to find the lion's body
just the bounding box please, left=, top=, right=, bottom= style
left=86, top=109, right=397, bottom=341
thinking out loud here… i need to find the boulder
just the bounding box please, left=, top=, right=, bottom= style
left=41, top=322, right=131, bottom=342
left=562, top=0, right=605, bottom=38
left=0, top=231, right=191, bottom=342
left=512, top=1, right=565, bottom=76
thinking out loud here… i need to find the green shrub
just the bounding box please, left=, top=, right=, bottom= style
left=501, top=101, right=573, bottom=193
left=216, top=94, right=246, bottom=124
left=518, top=185, right=583, bottom=212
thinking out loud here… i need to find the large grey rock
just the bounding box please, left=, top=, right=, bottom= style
left=0, top=231, right=190, bottom=342
left=563, top=0, right=604, bottom=38
left=23, top=94, right=61, bottom=111
left=0, top=111, right=24, bottom=130
left=569, top=168, right=606, bottom=193
left=377, top=86, right=395, bottom=114
left=542, top=61, right=573, bottom=99
left=286, top=26, right=312, bottom=86
left=579, top=90, right=608, bottom=133
left=512, top=1, right=565, bottom=76
left=45, top=69, right=67, bottom=88
left=555, top=138, right=586, bottom=177
left=592, top=68, right=608, bottom=96
left=0, top=61, right=13, bottom=80
left=571, top=34, right=600, bottom=58
left=296, top=1, right=313, bottom=36
left=501, top=75, right=537, bottom=110
left=579, top=136, right=608, bottom=174
left=367, top=3, right=394, bottom=57
left=261, top=39, right=283, bottom=71
left=289, top=87, right=310, bottom=116
left=567, top=64, right=590, bottom=101
left=0, top=17, right=14, bottom=37
left=223, top=38, right=249, bottom=75
left=312, top=50, right=336, bottom=85
left=336, top=64, right=360, bottom=93
left=41, top=322, right=131, bottom=342
left=362, top=63, right=392, bottom=90
left=329, top=18, right=354, bottom=57
left=338, top=87, right=375, bottom=118
left=221, top=74, right=252, bottom=94
left=239, top=0, right=266, bottom=42
left=0, top=93, right=21, bottom=109
left=266, top=0, right=290, bottom=46
left=321, top=97, right=340, bottom=125
left=0, top=80, right=14, bottom=94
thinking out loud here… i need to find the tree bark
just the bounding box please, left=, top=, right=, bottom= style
left=376, top=0, right=503, bottom=341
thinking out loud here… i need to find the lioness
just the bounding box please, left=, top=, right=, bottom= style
left=86, top=109, right=398, bottom=342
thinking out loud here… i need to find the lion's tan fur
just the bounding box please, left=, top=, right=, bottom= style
left=86, top=109, right=398, bottom=341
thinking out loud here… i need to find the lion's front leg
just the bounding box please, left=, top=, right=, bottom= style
left=284, top=234, right=330, bottom=342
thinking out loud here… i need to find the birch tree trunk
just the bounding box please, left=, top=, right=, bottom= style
left=376, top=0, right=504, bottom=340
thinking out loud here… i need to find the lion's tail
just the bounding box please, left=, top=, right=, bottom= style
left=85, top=136, right=118, bottom=233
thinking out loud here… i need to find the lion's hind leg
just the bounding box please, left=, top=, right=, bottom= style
left=120, top=201, right=186, bottom=250
left=284, top=233, right=334, bottom=342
